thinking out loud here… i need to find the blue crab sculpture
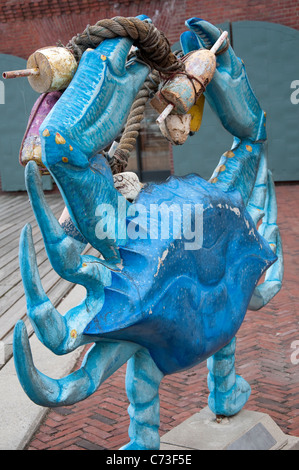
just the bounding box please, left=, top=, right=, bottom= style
left=13, top=16, right=283, bottom=450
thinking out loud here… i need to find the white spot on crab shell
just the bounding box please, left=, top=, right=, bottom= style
left=116, top=258, right=124, bottom=271
left=215, top=204, right=241, bottom=218
left=154, top=248, right=169, bottom=278
left=229, top=206, right=241, bottom=217
left=248, top=228, right=259, bottom=241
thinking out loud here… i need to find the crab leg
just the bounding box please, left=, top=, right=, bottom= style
left=121, top=348, right=164, bottom=450
left=20, top=221, right=112, bottom=353
left=249, top=171, right=284, bottom=310
left=207, top=337, right=251, bottom=417
left=20, top=223, right=67, bottom=352
left=24, top=160, right=111, bottom=292
left=245, top=148, right=268, bottom=225
left=13, top=320, right=140, bottom=407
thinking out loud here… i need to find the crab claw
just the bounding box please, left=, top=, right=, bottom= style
left=181, top=18, right=266, bottom=142
left=249, top=171, right=284, bottom=310
left=13, top=320, right=140, bottom=407
left=37, top=17, right=152, bottom=265
left=39, top=22, right=150, bottom=161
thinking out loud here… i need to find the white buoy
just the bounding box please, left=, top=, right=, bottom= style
left=3, top=47, right=78, bottom=93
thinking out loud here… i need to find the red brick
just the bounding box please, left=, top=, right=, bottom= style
left=1, top=0, right=299, bottom=60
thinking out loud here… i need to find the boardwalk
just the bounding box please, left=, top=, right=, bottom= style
left=0, top=191, right=83, bottom=367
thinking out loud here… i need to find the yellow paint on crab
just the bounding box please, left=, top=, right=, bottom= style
left=55, top=132, right=66, bottom=145
left=62, top=156, right=68, bottom=163
left=246, top=145, right=253, bottom=152
left=224, top=150, right=235, bottom=159
left=42, top=128, right=50, bottom=137
left=70, top=329, right=77, bottom=339
left=187, top=94, right=205, bottom=133
left=218, top=164, right=226, bottom=172
left=101, top=55, right=107, bottom=61
left=33, top=145, right=42, bottom=158
left=211, top=177, right=218, bottom=184
left=69, top=145, right=73, bottom=151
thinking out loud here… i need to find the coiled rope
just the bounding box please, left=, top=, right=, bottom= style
left=63, top=16, right=185, bottom=174
left=108, top=69, right=161, bottom=174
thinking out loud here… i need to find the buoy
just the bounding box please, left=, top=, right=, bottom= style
left=19, top=91, right=62, bottom=174
left=154, top=31, right=228, bottom=125
left=159, top=114, right=192, bottom=146
left=3, top=47, right=77, bottom=93
left=113, top=172, right=143, bottom=201
left=188, top=94, right=206, bottom=133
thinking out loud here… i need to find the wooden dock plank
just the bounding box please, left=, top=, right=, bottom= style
left=0, top=193, right=75, bottom=357
left=0, top=192, right=101, bottom=367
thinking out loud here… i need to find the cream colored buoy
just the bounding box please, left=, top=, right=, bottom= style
left=113, top=172, right=143, bottom=201
left=27, top=47, right=78, bottom=93
left=3, top=47, right=78, bottom=93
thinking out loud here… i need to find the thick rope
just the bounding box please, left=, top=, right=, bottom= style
left=110, top=70, right=160, bottom=174
left=63, top=17, right=185, bottom=174
left=66, top=17, right=184, bottom=75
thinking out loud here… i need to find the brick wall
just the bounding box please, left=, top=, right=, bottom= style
left=1, top=0, right=299, bottom=59
left=167, top=0, right=299, bottom=43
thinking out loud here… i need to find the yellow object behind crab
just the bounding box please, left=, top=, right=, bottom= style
left=188, top=94, right=205, bottom=133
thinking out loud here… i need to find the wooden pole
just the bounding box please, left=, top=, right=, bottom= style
left=2, top=68, right=40, bottom=79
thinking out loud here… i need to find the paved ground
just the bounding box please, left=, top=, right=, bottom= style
left=0, top=191, right=102, bottom=368
left=6, top=184, right=299, bottom=451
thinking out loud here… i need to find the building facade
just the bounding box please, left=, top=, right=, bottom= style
left=1, top=0, right=299, bottom=189
left=2, top=1, right=299, bottom=59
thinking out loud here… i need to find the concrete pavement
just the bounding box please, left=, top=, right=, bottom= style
left=0, top=285, right=86, bottom=450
